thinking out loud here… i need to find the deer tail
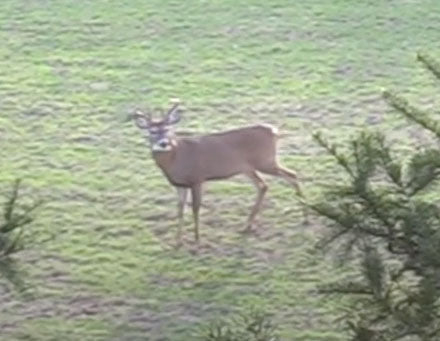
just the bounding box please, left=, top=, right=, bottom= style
left=276, top=123, right=290, bottom=139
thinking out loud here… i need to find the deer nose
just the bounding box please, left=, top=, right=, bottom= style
left=159, top=141, right=168, bottom=148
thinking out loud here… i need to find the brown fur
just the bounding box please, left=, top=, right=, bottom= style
left=134, top=105, right=307, bottom=245
left=153, top=125, right=278, bottom=187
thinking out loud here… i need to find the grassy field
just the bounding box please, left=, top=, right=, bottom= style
left=1, top=0, right=440, bottom=340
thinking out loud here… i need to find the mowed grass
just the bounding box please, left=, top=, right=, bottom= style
left=1, top=0, right=440, bottom=340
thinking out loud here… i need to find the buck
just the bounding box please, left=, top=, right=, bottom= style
left=133, top=102, right=307, bottom=244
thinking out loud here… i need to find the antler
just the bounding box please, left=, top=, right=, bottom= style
left=163, top=99, right=181, bottom=125
left=165, top=102, right=179, bottom=117
left=133, top=109, right=152, bottom=129
left=134, top=109, right=151, bottom=120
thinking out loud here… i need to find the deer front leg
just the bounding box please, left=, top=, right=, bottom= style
left=176, top=187, right=188, bottom=245
left=245, top=171, right=268, bottom=231
left=190, top=184, right=202, bottom=242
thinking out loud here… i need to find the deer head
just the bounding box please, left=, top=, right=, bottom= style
left=134, top=102, right=181, bottom=152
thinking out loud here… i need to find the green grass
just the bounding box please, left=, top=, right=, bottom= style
left=1, top=0, right=440, bottom=340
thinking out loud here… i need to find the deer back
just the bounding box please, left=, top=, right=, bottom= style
left=153, top=124, right=278, bottom=186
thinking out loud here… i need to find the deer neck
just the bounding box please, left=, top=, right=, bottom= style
left=151, top=139, right=178, bottom=178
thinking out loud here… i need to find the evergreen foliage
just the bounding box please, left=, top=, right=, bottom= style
left=0, top=179, right=42, bottom=288
left=312, top=53, right=440, bottom=341
left=198, top=309, right=280, bottom=341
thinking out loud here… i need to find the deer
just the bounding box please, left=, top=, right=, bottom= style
left=133, top=101, right=307, bottom=245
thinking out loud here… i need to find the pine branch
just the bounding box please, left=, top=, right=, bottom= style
left=405, top=148, right=440, bottom=196
left=353, top=187, right=398, bottom=243
left=3, top=228, right=24, bottom=256
left=316, top=225, right=351, bottom=249
left=0, top=179, right=44, bottom=291
left=313, top=131, right=354, bottom=178
left=375, top=136, right=403, bottom=188
left=417, top=52, right=440, bottom=82
left=362, top=247, right=386, bottom=299
left=0, top=257, right=25, bottom=291
left=314, top=57, right=440, bottom=339
left=427, top=325, right=440, bottom=339
left=318, top=281, right=373, bottom=296
left=382, top=90, right=440, bottom=139
left=308, top=202, right=359, bottom=231
left=2, top=179, right=20, bottom=226
left=390, top=330, right=420, bottom=341
left=390, top=264, right=416, bottom=282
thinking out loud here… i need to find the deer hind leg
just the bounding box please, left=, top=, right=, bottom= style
left=190, top=184, right=202, bottom=242
left=176, top=187, right=188, bottom=246
left=277, top=166, right=304, bottom=197
left=244, top=171, right=268, bottom=231
left=261, top=165, right=309, bottom=223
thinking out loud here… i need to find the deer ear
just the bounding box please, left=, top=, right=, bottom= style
left=165, top=104, right=181, bottom=125
left=133, top=110, right=151, bottom=129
